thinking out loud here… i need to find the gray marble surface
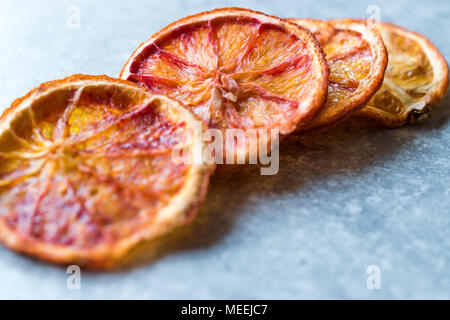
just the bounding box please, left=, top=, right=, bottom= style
left=0, top=0, right=449, bottom=299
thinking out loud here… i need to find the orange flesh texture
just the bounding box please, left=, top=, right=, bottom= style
left=0, top=84, right=190, bottom=249
left=326, top=30, right=371, bottom=106
left=360, top=24, right=440, bottom=123
left=126, top=17, right=321, bottom=134
left=294, top=20, right=375, bottom=127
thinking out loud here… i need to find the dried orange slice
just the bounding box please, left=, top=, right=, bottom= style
left=0, top=74, right=213, bottom=268
left=120, top=8, right=329, bottom=159
left=289, top=18, right=388, bottom=131
left=355, top=22, right=449, bottom=127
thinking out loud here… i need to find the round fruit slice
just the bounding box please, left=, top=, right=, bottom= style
left=289, top=18, right=388, bottom=131
left=0, top=74, right=213, bottom=268
left=355, top=22, right=449, bottom=127
left=120, top=8, right=329, bottom=159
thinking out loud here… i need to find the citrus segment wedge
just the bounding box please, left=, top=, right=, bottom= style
left=355, top=22, right=449, bottom=127
left=289, top=18, right=388, bottom=131
left=121, top=8, right=329, bottom=159
left=0, top=75, right=213, bottom=268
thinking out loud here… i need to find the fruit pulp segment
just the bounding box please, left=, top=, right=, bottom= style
left=318, top=28, right=372, bottom=115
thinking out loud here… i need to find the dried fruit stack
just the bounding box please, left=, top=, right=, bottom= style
left=0, top=8, right=448, bottom=268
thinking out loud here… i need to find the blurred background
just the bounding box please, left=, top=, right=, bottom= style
left=0, top=0, right=449, bottom=299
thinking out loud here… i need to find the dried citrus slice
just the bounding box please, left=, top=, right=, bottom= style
left=120, top=8, right=329, bottom=159
left=355, top=22, right=449, bottom=127
left=289, top=18, right=388, bottom=131
left=0, top=74, right=213, bottom=268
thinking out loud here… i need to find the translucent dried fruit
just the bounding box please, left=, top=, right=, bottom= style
left=289, top=18, right=388, bottom=131
left=120, top=8, right=329, bottom=159
left=355, top=22, right=449, bottom=127
left=0, top=75, right=213, bottom=268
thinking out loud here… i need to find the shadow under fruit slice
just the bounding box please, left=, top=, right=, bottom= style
left=355, top=22, right=449, bottom=127
left=289, top=18, right=388, bottom=131
left=0, top=74, right=213, bottom=269
left=120, top=8, right=329, bottom=160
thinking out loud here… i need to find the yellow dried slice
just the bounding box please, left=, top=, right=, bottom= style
left=356, top=22, right=449, bottom=127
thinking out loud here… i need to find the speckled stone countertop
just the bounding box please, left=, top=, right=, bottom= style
left=0, top=0, right=449, bottom=299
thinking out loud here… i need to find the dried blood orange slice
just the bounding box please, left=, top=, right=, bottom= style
left=355, top=22, right=449, bottom=127
left=0, top=74, right=213, bottom=268
left=120, top=8, right=329, bottom=159
left=289, top=18, right=388, bottom=131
